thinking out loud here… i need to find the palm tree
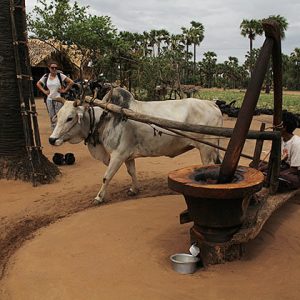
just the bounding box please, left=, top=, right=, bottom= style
left=200, top=51, right=217, bottom=88
left=264, top=15, right=288, bottom=39
left=260, top=15, right=288, bottom=92
left=240, top=19, right=263, bottom=53
left=0, top=0, right=59, bottom=184
left=142, top=31, right=151, bottom=57
left=290, top=48, right=300, bottom=90
left=156, top=29, right=169, bottom=56
left=190, top=21, right=204, bottom=75
left=149, top=29, right=158, bottom=57
left=240, top=19, right=263, bottom=73
left=181, top=26, right=193, bottom=63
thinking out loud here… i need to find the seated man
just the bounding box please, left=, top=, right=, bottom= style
left=258, top=111, right=300, bottom=191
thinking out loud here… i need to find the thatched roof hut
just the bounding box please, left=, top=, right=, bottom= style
left=28, top=39, right=83, bottom=95
left=28, top=38, right=81, bottom=71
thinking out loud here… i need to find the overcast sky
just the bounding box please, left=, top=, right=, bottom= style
left=26, top=0, right=300, bottom=63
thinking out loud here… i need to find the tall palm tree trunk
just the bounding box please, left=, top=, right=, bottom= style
left=0, top=0, right=59, bottom=185
left=249, top=37, right=254, bottom=74
left=193, top=43, right=196, bottom=78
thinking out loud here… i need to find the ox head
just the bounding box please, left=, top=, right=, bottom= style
left=49, top=97, right=88, bottom=146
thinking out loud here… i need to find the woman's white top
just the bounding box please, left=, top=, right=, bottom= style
left=39, top=73, right=67, bottom=100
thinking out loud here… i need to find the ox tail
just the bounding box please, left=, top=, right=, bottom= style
left=214, top=138, right=223, bottom=164
left=215, top=151, right=223, bottom=164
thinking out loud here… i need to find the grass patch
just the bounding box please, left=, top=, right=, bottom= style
left=196, top=89, right=300, bottom=113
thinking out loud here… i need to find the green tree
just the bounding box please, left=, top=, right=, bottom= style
left=181, top=26, right=192, bottom=62
left=148, top=29, right=158, bottom=57
left=156, top=29, right=169, bottom=56
left=289, top=48, right=300, bottom=90
left=28, top=0, right=117, bottom=78
left=200, top=51, right=217, bottom=88
left=190, top=21, right=204, bottom=76
left=264, top=15, right=288, bottom=39
left=28, top=0, right=87, bottom=48
left=240, top=19, right=263, bottom=73
left=222, top=56, right=241, bottom=89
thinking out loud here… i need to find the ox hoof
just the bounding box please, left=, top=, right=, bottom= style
left=127, top=188, right=139, bottom=196
left=93, top=197, right=104, bottom=205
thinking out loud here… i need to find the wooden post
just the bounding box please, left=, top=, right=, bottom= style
left=218, top=37, right=274, bottom=183
left=266, top=20, right=283, bottom=194
left=250, top=123, right=266, bottom=168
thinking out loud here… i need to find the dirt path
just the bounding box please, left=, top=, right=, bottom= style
left=1, top=100, right=300, bottom=299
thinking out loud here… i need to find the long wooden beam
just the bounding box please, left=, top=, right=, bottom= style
left=86, top=98, right=280, bottom=141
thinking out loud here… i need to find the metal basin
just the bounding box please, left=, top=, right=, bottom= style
left=170, top=253, right=200, bottom=274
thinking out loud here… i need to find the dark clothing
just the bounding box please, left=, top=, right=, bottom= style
left=258, top=161, right=300, bottom=192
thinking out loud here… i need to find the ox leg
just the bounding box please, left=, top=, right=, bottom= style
left=125, top=159, right=139, bottom=196
left=94, top=153, right=125, bottom=204
left=199, top=143, right=222, bottom=165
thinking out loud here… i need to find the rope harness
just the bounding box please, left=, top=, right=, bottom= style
left=81, top=86, right=281, bottom=161
left=83, top=87, right=115, bottom=146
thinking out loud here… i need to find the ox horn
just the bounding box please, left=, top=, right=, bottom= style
left=93, top=87, right=99, bottom=99
left=73, top=99, right=82, bottom=107
left=53, top=97, right=66, bottom=104
left=84, top=96, right=93, bottom=104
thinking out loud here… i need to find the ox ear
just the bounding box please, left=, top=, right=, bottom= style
left=53, top=97, right=66, bottom=104
left=73, top=99, right=81, bottom=107
left=76, top=107, right=84, bottom=124
left=75, top=105, right=88, bottom=124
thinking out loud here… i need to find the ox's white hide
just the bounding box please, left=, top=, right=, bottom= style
left=50, top=90, right=223, bottom=204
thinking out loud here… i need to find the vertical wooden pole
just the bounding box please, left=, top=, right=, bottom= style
left=218, top=38, right=273, bottom=183
left=267, top=21, right=283, bottom=194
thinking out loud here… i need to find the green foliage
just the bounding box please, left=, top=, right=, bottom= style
left=28, top=0, right=117, bottom=78
left=263, top=15, right=288, bottom=39
left=28, top=3, right=299, bottom=94
left=196, top=89, right=300, bottom=112
left=28, top=0, right=87, bottom=43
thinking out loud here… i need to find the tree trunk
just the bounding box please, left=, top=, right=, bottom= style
left=0, top=0, right=59, bottom=185
left=250, top=37, right=253, bottom=74
left=193, top=43, right=196, bottom=79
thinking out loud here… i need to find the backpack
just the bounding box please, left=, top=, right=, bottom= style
left=42, top=71, right=66, bottom=101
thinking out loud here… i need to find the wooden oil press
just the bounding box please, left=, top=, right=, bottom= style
left=168, top=20, right=288, bottom=265
left=85, top=20, right=291, bottom=266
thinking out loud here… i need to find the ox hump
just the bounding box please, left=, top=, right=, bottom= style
left=104, top=87, right=134, bottom=109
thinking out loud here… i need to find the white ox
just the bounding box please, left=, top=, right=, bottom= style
left=49, top=87, right=223, bottom=204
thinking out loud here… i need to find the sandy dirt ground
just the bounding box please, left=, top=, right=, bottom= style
left=0, top=99, right=300, bottom=299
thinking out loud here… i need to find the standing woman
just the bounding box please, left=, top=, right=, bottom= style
left=37, top=60, right=74, bottom=130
